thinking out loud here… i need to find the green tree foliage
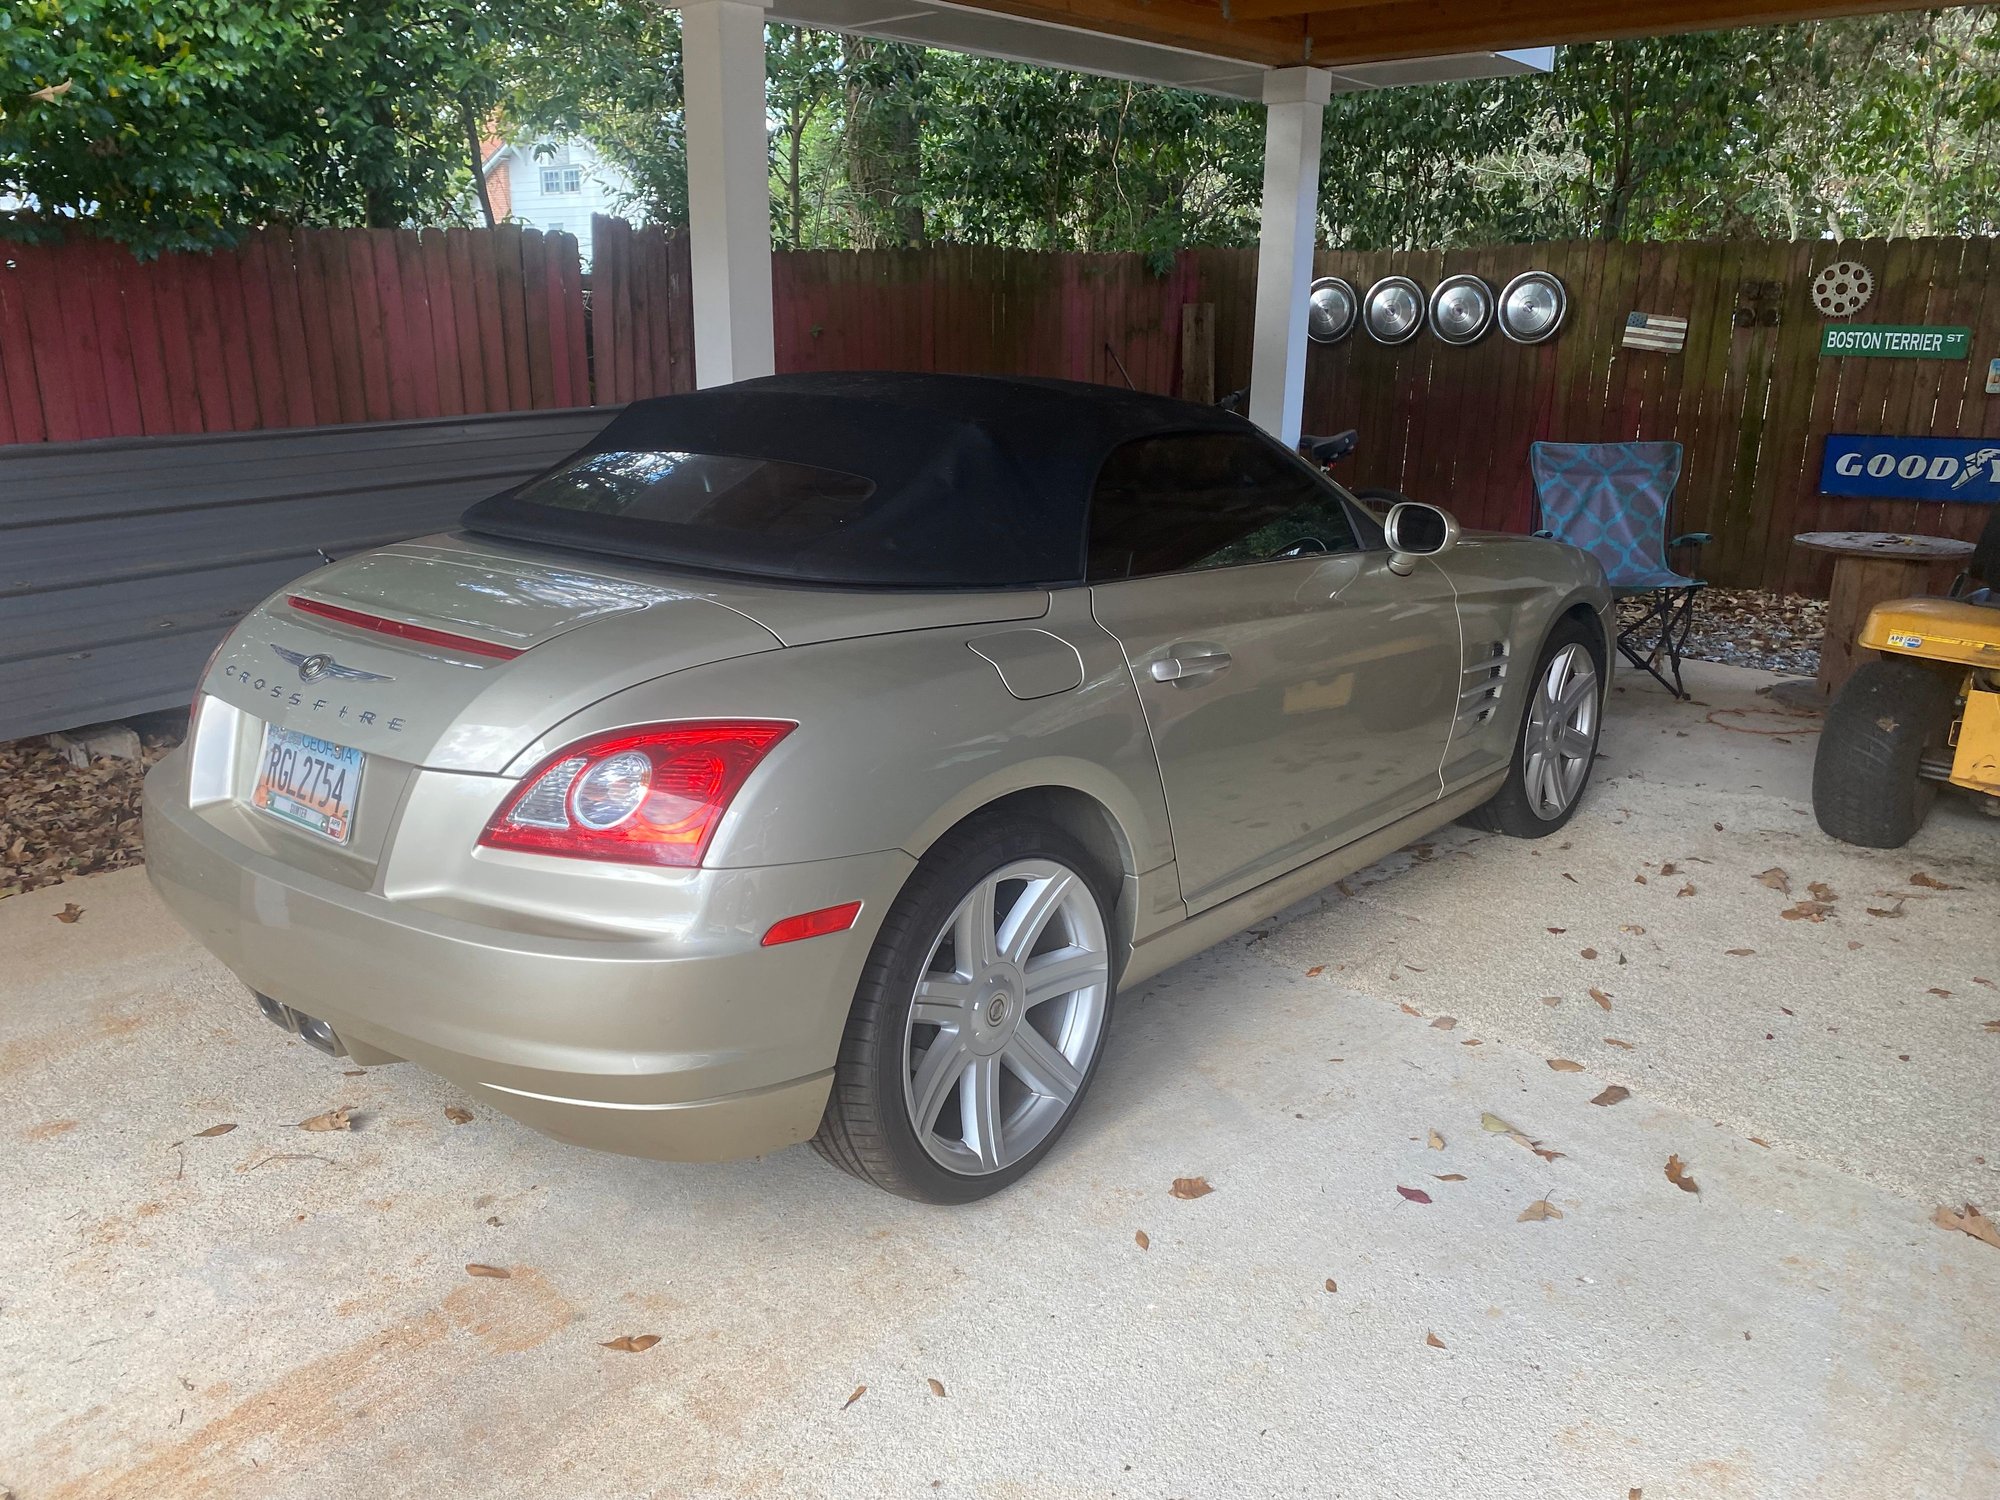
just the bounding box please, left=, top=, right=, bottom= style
left=0, top=0, right=534, bottom=255
left=6, top=5, right=1999, bottom=257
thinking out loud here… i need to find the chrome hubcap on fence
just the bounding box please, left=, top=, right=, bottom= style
left=1523, top=643, right=1599, bottom=820
left=903, top=859, right=1110, bottom=1175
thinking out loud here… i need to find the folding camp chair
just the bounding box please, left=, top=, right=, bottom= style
left=1529, top=441, right=1709, bottom=700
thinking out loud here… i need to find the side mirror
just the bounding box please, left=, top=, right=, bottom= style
left=1384, top=501, right=1460, bottom=575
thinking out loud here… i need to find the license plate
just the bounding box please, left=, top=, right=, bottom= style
left=253, top=726, right=364, bottom=844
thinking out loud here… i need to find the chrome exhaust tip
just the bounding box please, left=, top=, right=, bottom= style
left=253, top=992, right=349, bottom=1057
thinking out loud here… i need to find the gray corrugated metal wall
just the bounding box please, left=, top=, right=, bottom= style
left=0, top=407, right=618, bottom=742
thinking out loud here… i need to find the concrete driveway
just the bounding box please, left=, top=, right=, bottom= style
left=5, top=661, right=1997, bottom=1499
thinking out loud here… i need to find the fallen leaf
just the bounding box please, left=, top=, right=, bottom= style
left=1635, top=874, right=1648, bottom=884
left=1975, top=977, right=1995, bottom=990
left=1305, top=965, right=1325, bottom=977
left=1425, top=1331, right=1446, bottom=1349
left=1433, top=1173, right=1467, bottom=1182
left=1590, top=1085, right=1631, bottom=1106
left=1324, top=1278, right=1338, bottom=1293
left=1983, top=1021, right=2000, bottom=1033
left=1398, top=1002, right=1423, bottom=1017
left=842, top=1385, right=867, bottom=1410
left=1427, top=1130, right=1444, bottom=1150
left=1530, top=1144, right=1566, bottom=1163
left=1169, top=1176, right=1213, bottom=1200
left=1931, top=1202, right=2000, bottom=1250
left=1429, top=1015, right=1457, bottom=1030
left=1726, top=947, right=1756, bottom=957
left=1677, top=882, right=1697, bottom=898
left=1547, top=1058, right=1585, bottom=1072
left=1866, top=902, right=1905, bottom=918
left=298, top=1106, right=352, bottom=1132
left=1580, top=947, right=1598, bottom=960
left=444, top=1105, right=474, bottom=1125
left=1665, top=1155, right=1700, bottom=1195
left=927, top=1378, right=947, bottom=1397
left=55, top=902, right=84, bottom=923
left=601, top=1334, right=661, bottom=1352
left=1540, top=995, right=1562, bottom=1007
left=1748, top=1137, right=1771, bottom=1148
left=1603, top=1037, right=1635, bottom=1050
left=1910, top=871, right=1963, bottom=891
left=1621, top=924, right=1646, bottom=935
left=1755, top=867, right=1791, bottom=894
left=193, top=1122, right=237, bottom=1137
left=1660, top=862, right=1678, bottom=876
left=341, top=1068, right=367, bottom=1076
left=1481, top=1112, right=1520, bottom=1134
left=1927, top=987, right=1953, bottom=998
left=1780, top=900, right=1832, bottom=922
left=1589, top=987, right=1613, bottom=1011
left=1547, top=926, right=1568, bottom=934
left=1396, top=1185, right=1433, bottom=1205
left=1808, top=881, right=1837, bottom=902
left=1134, top=1229, right=1150, bottom=1250
left=465, top=1263, right=510, bottom=1279
left=1518, top=1199, right=1564, bottom=1222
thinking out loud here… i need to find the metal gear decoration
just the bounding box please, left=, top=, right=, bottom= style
left=1811, top=260, right=1875, bottom=318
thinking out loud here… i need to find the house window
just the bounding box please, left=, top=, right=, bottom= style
left=541, top=166, right=582, bottom=195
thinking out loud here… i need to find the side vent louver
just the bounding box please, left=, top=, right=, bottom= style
left=1457, top=641, right=1509, bottom=727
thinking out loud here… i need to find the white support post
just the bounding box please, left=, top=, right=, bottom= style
left=677, top=0, right=774, bottom=387
left=1247, top=67, right=1332, bottom=448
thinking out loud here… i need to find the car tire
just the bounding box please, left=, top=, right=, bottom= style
left=1812, top=658, right=1959, bottom=849
left=1462, top=616, right=1605, bottom=839
left=813, top=814, right=1120, bottom=1203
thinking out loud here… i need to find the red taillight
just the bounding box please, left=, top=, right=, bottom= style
left=761, top=901, right=863, bottom=947
left=287, top=595, right=523, bottom=661
left=478, top=721, right=794, bottom=867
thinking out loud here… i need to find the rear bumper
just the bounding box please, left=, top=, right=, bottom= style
left=143, top=747, right=915, bottom=1161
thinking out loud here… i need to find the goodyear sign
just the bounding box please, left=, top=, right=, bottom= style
left=1820, top=324, right=1970, bottom=359
left=1820, top=435, right=2000, bottom=501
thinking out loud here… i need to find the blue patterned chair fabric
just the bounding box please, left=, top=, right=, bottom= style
left=1529, top=440, right=1709, bottom=698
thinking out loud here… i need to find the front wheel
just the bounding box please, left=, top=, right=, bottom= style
left=1813, top=658, right=1959, bottom=848
left=1462, top=618, right=1604, bottom=838
left=813, top=815, right=1118, bottom=1203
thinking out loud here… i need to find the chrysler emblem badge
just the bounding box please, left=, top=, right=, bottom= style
left=271, top=644, right=394, bottom=684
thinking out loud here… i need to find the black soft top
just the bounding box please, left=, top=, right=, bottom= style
left=461, top=371, right=1261, bottom=589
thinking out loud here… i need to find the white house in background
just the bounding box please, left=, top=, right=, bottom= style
left=480, top=136, right=636, bottom=268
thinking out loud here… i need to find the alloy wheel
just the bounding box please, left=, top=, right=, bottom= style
left=1523, top=642, right=1599, bottom=820
left=902, top=859, right=1110, bottom=1175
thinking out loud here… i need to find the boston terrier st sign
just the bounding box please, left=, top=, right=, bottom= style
left=1819, top=435, right=2000, bottom=502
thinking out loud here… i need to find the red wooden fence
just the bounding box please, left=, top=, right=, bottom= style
left=0, top=226, right=587, bottom=444
left=8, top=219, right=1997, bottom=594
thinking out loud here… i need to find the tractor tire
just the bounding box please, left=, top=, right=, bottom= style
left=1812, top=658, right=1960, bottom=849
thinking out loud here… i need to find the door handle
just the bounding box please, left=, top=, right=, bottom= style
left=1150, top=648, right=1233, bottom=684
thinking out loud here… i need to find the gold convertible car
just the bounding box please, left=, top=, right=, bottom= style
left=145, top=373, right=1611, bottom=1202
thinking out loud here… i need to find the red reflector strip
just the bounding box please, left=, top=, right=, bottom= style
left=760, top=901, right=863, bottom=948
left=287, top=595, right=523, bottom=661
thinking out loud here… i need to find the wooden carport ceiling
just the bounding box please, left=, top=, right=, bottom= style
left=956, top=0, right=1954, bottom=68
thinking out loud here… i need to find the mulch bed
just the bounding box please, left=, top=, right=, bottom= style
left=1, top=718, right=184, bottom=897
left=1623, top=587, right=1826, bottom=677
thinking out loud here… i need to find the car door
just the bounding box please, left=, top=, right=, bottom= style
left=1087, top=430, right=1462, bottom=913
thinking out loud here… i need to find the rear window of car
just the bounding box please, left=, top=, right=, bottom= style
left=509, top=449, right=878, bottom=538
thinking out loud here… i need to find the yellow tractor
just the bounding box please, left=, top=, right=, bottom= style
left=1813, top=509, right=2000, bottom=847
